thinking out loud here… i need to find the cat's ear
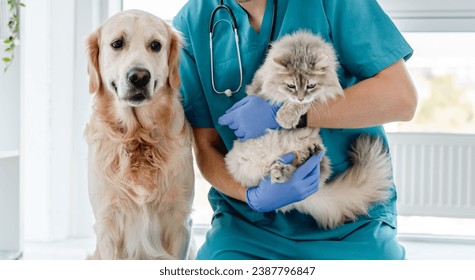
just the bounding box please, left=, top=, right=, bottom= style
left=313, top=54, right=329, bottom=74
left=273, top=54, right=289, bottom=68
left=319, top=54, right=329, bottom=67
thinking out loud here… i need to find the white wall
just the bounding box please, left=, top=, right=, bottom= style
left=0, top=47, right=20, bottom=151
left=0, top=23, right=21, bottom=255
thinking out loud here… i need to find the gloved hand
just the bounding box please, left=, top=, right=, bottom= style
left=246, top=151, right=324, bottom=212
left=218, top=95, right=281, bottom=141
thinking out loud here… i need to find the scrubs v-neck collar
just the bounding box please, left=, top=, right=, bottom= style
left=227, top=0, right=275, bottom=49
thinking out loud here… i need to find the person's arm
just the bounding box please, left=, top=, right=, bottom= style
left=193, top=127, right=248, bottom=202
left=308, top=60, right=417, bottom=128
left=219, top=60, right=417, bottom=140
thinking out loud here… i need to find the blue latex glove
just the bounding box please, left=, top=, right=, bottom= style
left=218, top=95, right=281, bottom=141
left=246, top=151, right=324, bottom=212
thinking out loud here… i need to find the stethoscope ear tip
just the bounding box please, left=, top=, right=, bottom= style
left=224, top=89, right=232, bottom=97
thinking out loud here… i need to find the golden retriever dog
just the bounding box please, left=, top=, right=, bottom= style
left=84, top=10, right=194, bottom=259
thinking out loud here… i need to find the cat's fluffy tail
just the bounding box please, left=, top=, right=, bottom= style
left=279, top=135, right=393, bottom=229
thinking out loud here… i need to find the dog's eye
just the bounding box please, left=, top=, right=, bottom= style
left=151, top=41, right=162, bottom=52
left=111, top=39, right=124, bottom=50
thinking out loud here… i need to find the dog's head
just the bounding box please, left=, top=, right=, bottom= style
left=86, top=10, right=182, bottom=107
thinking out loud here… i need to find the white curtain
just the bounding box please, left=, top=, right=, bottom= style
left=21, top=0, right=121, bottom=242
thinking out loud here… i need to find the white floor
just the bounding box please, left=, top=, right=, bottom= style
left=19, top=232, right=475, bottom=260
left=399, top=236, right=475, bottom=260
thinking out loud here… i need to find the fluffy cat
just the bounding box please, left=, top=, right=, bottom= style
left=225, top=31, right=393, bottom=229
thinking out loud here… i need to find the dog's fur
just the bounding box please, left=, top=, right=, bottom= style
left=84, top=10, right=194, bottom=259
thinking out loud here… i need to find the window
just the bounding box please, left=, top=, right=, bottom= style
left=379, top=0, right=475, bottom=134
left=385, top=32, right=475, bottom=134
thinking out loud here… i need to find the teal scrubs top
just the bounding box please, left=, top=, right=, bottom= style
left=173, top=0, right=413, bottom=260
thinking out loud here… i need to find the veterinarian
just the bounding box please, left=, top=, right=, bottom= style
left=173, top=0, right=417, bottom=259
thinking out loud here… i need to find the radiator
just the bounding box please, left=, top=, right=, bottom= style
left=386, top=133, right=475, bottom=218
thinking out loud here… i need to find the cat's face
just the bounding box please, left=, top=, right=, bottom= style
left=272, top=51, right=338, bottom=105
left=259, top=32, right=343, bottom=105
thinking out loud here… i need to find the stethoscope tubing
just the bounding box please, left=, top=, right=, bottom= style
left=209, top=0, right=277, bottom=97
left=209, top=0, right=238, bottom=33
left=209, top=19, right=243, bottom=96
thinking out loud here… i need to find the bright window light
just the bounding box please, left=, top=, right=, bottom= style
left=385, top=33, right=475, bottom=134
left=123, top=0, right=189, bottom=21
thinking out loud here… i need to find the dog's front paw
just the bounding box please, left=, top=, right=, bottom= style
left=270, top=161, right=295, bottom=183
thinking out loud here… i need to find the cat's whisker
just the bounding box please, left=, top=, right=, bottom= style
left=311, top=102, right=331, bottom=122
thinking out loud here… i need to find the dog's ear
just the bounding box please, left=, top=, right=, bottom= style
left=167, top=27, right=183, bottom=90
left=86, top=31, right=101, bottom=94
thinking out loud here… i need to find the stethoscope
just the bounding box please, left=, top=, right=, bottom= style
left=209, top=0, right=277, bottom=97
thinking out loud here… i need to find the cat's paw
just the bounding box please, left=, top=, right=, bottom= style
left=293, top=143, right=325, bottom=166
left=276, top=109, right=300, bottom=129
left=270, top=162, right=296, bottom=183
left=309, top=142, right=325, bottom=155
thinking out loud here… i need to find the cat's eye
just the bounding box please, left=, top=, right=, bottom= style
left=307, top=83, right=317, bottom=89
left=287, top=84, right=296, bottom=89
left=111, top=39, right=124, bottom=50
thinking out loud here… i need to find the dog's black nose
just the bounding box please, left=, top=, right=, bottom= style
left=127, top=67, right=151, bottom=88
